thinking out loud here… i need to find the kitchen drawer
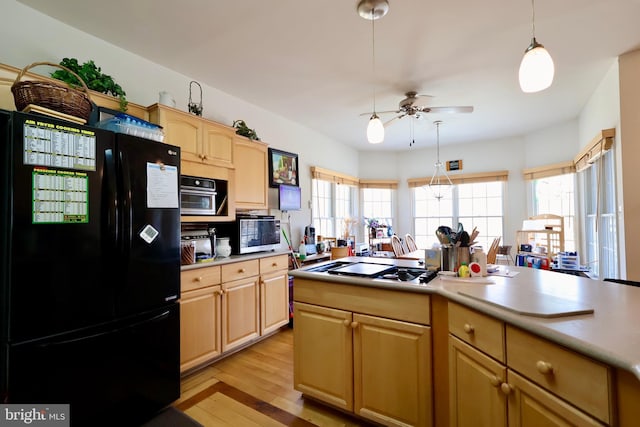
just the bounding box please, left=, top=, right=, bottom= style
left=448, top=302, right=505, bottom=362
left=181, top=266, right=221, bottom=292
left=221, top=259, right=260, bottom=282
left=260, top=255, right=289, bottom=275
left=506, top=325, right=612, bottom=424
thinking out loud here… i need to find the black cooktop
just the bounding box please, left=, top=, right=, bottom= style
left=322, top=262, right=437, bottom=284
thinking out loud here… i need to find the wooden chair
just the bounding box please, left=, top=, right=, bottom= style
left=405, top=234, right=418, bottom=252
left=391, top=235, right=406, bottom=257
left=496, top=245, right=514, bottom=265
left=330, top=246, right=350, bottom=260
left=487, top=237, right=501, bottom=264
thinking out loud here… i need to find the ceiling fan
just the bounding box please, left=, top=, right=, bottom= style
left=367, top=91, right=474, bottom=128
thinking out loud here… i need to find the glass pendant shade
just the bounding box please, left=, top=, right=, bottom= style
left=367, top=114, right=384, bottom=144
left=429, top=161, right=453, bottom=200
left=519, top=39, right=554, bottom=93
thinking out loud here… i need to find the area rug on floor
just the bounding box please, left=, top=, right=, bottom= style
left=177, top=381, right=316, bottom=427
left=141, top=406, right=203, bottom=427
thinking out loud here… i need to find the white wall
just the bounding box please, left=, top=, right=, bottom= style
left=1, top=1, right=358, bottom=246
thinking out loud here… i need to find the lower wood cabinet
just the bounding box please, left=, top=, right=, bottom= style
left=448, top=302, right=610, bottom=427
left=180, top=254, right=290, bottom=372
left=221, top=276, right=260, bottom=352
left=180, top=285, right=222, bottom=372
left=294, top=298, right=432, bottom=427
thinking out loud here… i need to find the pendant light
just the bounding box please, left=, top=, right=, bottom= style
left=358, top=0, right=388, bottom=144
left=428, top=121, right=453, bottom=200
left=519, top=0, right=554, bottom=93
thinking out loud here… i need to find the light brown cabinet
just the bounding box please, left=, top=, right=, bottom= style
left=221, top=275, right=260, bottom=352
left=448, top=302, right=611, bottom=427
left=293, top=279, right=433, bottom=427
left=181, top=255, right=290, bottom=372
left=179, top=267, right=222, bottom=372
left=259, top=255, right=290, bottom=335
left=234, top=136, right=269, bottom=210
left=148, top=104, right=234, bottom=169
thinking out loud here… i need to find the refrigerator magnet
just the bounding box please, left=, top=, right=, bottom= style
left=140, top=224, right=159, bottom=244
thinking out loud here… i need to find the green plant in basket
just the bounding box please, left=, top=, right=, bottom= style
left=51, top=58, right=128, bottom=111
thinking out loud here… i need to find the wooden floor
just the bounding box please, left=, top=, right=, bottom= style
left=174, top=327, right=376, bottom=427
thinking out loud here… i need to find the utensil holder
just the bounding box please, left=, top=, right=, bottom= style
left=441, top=245, right=471, bottom=272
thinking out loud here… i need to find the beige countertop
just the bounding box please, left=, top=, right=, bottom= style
left=289, top=256, right=640, bottom=381
left=180, top=250, right=290, bottom=271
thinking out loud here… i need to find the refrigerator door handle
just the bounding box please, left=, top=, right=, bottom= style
left=35, top=310, right=173, bottom=348
left=104, top=149, right=119, bottom=246
left=119, top=150, right=133, bottom=254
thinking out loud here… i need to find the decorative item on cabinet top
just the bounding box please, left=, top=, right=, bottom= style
left=233, top=119, right=260, bottom=141
left=50, top=57, right=128, bottom=111
left=188, top=81, right=203, bottom=116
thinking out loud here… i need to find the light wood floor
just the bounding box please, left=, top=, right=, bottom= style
left=175, top=327, right=376, bottom=427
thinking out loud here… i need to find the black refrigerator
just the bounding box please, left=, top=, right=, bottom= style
left=0, top=111, right=181, bottom=426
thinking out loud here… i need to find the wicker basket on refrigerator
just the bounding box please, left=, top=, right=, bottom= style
left=11, top=61, right=92, bottom=121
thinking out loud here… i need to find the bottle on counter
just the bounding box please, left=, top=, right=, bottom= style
left=299, top=240, right=307, bottom=261
left=472, top=246, right=487, bottom=276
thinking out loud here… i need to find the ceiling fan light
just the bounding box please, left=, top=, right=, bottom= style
left=519, top=38, right=554, bottom=93
left=367, top=115, right=385, bottom=144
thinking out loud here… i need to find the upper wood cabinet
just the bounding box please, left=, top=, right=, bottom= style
left=147, top=104, right=234, bottom=169
left=234, top=136, right=269, bottom=210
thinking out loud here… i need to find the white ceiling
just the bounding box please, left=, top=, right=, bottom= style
left=18, top=0, right=640, bottom=151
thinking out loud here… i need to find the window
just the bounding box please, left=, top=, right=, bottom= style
left=581, top=149, right=618, bottom=279
left=531, top=174, right=576, bottom=251
left=362, top=188, right=394, bottom=243
left=312, top=179, right=334, bottom=238
left=310, top=167, right=359, bottom=240
left=413, top=181, right=504, bottom=251
left=413, top=188, right=453, bottom=249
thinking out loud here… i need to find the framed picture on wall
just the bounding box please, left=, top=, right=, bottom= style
left=268, top=148, right=299, bottom=187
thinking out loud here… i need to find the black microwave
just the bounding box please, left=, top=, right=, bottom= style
left=233, top=215, right=281, bottom=254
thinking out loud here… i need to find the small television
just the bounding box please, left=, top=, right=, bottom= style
left=278, top=184, right=301, bottom=211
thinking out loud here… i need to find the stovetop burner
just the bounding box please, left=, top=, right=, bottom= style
left=320, top=262, right=437, bottom=284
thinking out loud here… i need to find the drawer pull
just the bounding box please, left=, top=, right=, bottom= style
left=350, top=321, right=359, bottom=329
left=343, top=319, right=351, bottom=327
left=489, top=375, right=502, bottom=387
left=238, top=268, right=246, bottom=273
left=463, top=323, right=475, bottom=334
left=195, top=276, right=203, bottom=282
left=272, top=262, right=278, bottom=267
left=500, top=383, right=513, bottom=395
left=536, top=360, right=554, bottom=375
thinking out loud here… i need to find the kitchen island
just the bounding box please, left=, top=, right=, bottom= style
left=289, top=256, right=640, bottom=427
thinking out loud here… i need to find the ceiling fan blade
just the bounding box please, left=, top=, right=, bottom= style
left=383, top=113, right=407, bottom=128
left=359, top=109, right=400, bottom=117
left=421, top=106, right=474, bottom=114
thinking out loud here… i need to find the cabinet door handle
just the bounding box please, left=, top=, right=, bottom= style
left=489, top=375, right=502, bottom=387
left=214, top=289, right=223, bottom=296
left=500, top=383, right=513, bottom=395
left=343, top=319, right=351, bottom=327
left=536, top=360, right=554, bottom=375
left=463, top=323, right=475, bottom=334
left=350, top=321, right=359, bottom=329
